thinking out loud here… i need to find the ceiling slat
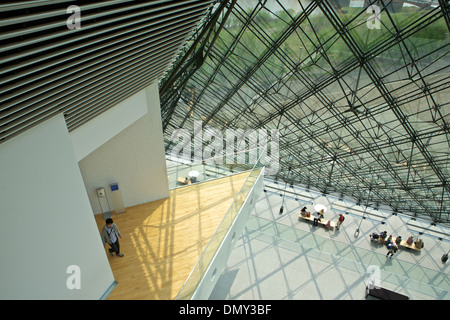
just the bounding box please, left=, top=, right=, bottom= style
left=0, top=0, right=215, bottom=143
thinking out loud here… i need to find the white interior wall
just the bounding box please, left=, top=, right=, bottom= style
left=70, top=89, right=149, bottom=162
left=0, top=114, right=115, bottom=299
left=0, top=82, right=171, bottom=298
left=76, top=82, right=169, bottom=215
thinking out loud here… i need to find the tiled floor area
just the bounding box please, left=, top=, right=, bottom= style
left=210, top=178, right=450, bottom=300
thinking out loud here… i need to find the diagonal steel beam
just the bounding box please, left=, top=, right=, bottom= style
left=318, top=0, right=449, bottom=219
left=200, top=1, right=319, bottom=126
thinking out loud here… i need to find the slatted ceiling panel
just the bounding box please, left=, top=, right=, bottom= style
left=0, top=31, right=187, bottom=131
left=0, top=53, right=179, bottom=140
left=1, top=0, right=207, bottom=60
left=67, top=75, right=160, bottom=130
left=0, top=1, right=208, bottom=73
left=64, top=53, right=177, bottom=125
left=0, top=11, right=207, bottom=109
left=2, top=37, right=180, bottom=120
left=0, top=0, right=164, bottom=35
left=0, top=0, right=214, bottom=144
left=0, top=10, right=200, bottom=99
left=0, top=17, right=199, bottom=92
left=0, top=57, right=170, bottom=140
left=0, top=0, right=153, bottom=29
left=0, top=1, right=73, bottom=12
left=9, top=29, right=185, bottom=111
left=11, top=52, right=183, bottom=132
left=2, top=17, right=196, bottom=112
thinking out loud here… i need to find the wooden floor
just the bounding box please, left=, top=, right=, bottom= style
left=94, top=171, right=251, bottom=300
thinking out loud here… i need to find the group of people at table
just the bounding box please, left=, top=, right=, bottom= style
left=299, top=206, right=345, bottom=230
left=371, top=231, right=424, bottom=258
left=183, top=176, right=197, bottom=184
left=182, top=170, right=199, bottom=185
left=298, top=205, right=424, bottom=259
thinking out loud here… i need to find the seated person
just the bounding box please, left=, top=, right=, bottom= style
left=183, top=177, right=190, bottom=185
left=406, top=235, right=414, bottom=245
left=378, top=231, right=387, bottom=244
left=313, top=209, right=324, bottom=226
left=300, top=206, right=309, bottom=217
left=386, top=242, right=399, bottom=258
left=191, top=176, right=197, bottom=183
left=318, top=209, right=324, bottom=219
left=414, top=238, right=424, bottom=249
left=395, top=236, right=402, bottom=245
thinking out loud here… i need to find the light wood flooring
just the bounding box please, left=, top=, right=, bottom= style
left=94, top=171, right=251, bottom=300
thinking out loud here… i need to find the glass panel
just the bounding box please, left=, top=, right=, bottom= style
left=160, top=0, right=450, bottom=224
left=175, top=162, right=264, bottom=299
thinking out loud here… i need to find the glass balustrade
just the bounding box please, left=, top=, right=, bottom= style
left=175, top=155, right=265, bottom=299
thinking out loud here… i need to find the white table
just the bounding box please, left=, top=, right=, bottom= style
left=314, top=204, right=327, bottom=213
left=188, top=170, right=199, bottom=177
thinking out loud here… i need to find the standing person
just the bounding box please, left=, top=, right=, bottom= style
left=102, top=218, right=124, bottom=257
left=386, top=235, right=393, bottom=246
left=386, top=242, right=397, bottom=259
left=336, top=214, right=345, bottom=230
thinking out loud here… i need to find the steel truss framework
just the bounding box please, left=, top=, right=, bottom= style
left=160, top=0, right=450, bottom=224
